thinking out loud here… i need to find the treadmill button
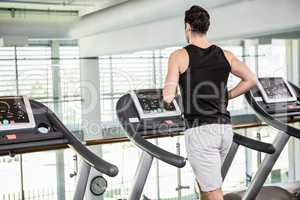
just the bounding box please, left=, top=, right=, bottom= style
left=164, top=120, right=174, bottom=125
left=6, top=134, right=16, bottom=140
left=288, top=105, right=296, bottom=109
left=38, top=127, right=49, bottom=134
left=2, top=120, right=9, bottom=126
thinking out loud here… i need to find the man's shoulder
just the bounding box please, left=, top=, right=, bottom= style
left=221, top=49, right=236, bottom=66
left=169, top=48, right=189, bottom=72
left=220, top=48, right=234, bottom=58
left=170, top=48, right=188, bottom=60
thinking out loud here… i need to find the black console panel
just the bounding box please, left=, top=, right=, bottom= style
left=119, top=95, right=185, bottom=136
left=128, top=89, right=186, bottom=136
left=0, top=98, right=65, bottom=155
left=0, top=97, right=30, bottom=124
left=252, top=79, right=300, bottom=117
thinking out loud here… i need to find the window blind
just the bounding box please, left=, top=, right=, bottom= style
left=59, top=46, right=81, bottom=131
left=0, top=47, right=17, bottom=96
left=99, top=50, right=156, bottom=122
left=16, top=47, right=53, bottom=99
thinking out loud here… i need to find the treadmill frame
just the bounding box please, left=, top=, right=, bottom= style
left=129, top=151, right=154, bottom=200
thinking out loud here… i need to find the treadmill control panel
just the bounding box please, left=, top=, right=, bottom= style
left=257, top=77, right=297, bottom=103
left=130, top=89, right=185, bottom=134
left=131, top=89, right=181, bottom=119
left=0, top=97, right=35, bottom=131
left=0, top=97, right=65, bottom=154
left=255, top=77, right=300, bottom=116
left=139, top=94, right=176, bottom=113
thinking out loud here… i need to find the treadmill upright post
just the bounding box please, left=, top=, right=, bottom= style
left=73, top=161, right=91, bottom=200
left=129, top=151, right=154, bottom=200
left=243, top=131, right=290, bottom=200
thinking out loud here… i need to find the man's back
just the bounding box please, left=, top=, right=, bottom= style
left=179, top=44, right=231, bottom=127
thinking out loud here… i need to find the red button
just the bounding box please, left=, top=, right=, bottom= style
left=288, top=105, right=296, bottom=109
left=164, top=120, right=174, bottom=125
left=6, top=134, right=17, bottom=140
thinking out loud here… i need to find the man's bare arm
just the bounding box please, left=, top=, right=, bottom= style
left=163, top=50, right=185, bottom=103
left=225, top=50, right=257, bottom=99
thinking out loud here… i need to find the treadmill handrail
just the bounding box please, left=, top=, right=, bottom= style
left=116, top=95, right=186, bottom=168
left=31, top=100, right=119, bottom=177
left=233, top=133, right=275, bottom=154
left=128, top=129, right=186, bottom=168
left=245, top=91, right=300, bottom=139
left=290, top=82, right=300, bottom=100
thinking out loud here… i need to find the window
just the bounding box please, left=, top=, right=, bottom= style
left=59, top=47, right=81, bottom=131
left=0, top=155, right=22, bottom=198
left=258, top=40, right=287, bottom=78
left=0, top=47, right=17, bottom=96
left=17, top=47, right=53, bottom=99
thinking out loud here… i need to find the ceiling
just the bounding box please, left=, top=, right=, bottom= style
left=0, top=0, right=130, bottom=16
left=0, top=0, right=245, bottom=39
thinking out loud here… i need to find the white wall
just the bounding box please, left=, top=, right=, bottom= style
left=79, top=16, right=185, bottom=57
left=0, top=12, right=76, bottom=38
left=79, top=0, right=300, bottom=57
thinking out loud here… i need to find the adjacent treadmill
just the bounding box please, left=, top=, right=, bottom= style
left=116, top=89, right=186, bottom=200
left=224, top=77, right=300, bottom=200
left=0, top=96, right=119, bottom=200
left=116, top=89, right=279, bottom=200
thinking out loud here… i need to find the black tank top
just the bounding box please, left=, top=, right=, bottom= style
left=179, top=44, right=231, bottom=127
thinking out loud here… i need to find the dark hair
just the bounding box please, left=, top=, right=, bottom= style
left=184, top=5, right=210, bottom=34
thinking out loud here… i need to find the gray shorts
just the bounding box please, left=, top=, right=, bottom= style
left=184, top=124, right=233, bottom=192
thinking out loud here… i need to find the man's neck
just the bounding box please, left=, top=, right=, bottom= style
left=189, top=34, right=210, bottom=48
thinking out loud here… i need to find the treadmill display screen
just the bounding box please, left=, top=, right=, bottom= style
left=131, top=89, right=181, bottom=119
left=0, top=97, right=35, bottom=131
left=0, top=98, right=29, bottom=124
left=137, top=91, right=176, bottom=114
left=258, top=77, right=296, bottom=103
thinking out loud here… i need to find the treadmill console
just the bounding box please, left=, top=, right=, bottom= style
left=255, top=77, right=300, bottom=116
left=129, top=89, right=185, bottom=134
left=131, top=89, right=181, bottom=119
left=257, top=77, right=297, bottom=103
left=0, top=97, right=35, bottom=131
left=0, top=97, right=64, bottom=153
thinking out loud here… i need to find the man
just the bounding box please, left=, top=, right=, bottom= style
left=163, top=5, right=257, bottom=200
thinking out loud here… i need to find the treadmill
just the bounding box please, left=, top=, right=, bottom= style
left=116, top=89, right=279, bottom=200
left=0, top=96, right=119, bottom=200
left=224, top=77, right=300, bottom=200
left=116, top=89, right=186, bottom=200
